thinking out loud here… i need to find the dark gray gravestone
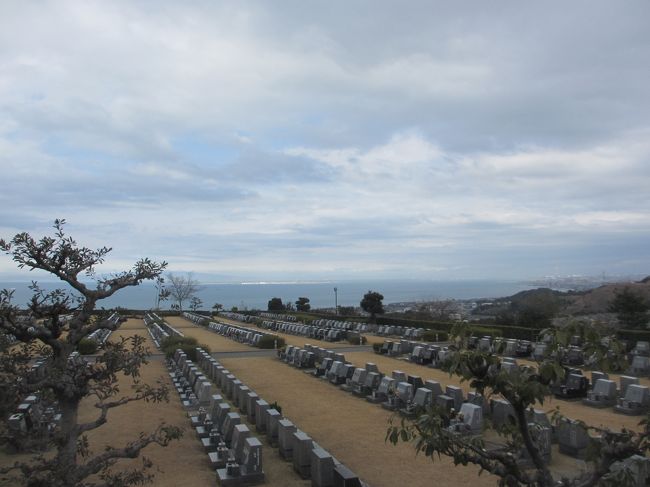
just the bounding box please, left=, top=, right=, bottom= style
left=366, top=376, right=394, bottom=403
left=333, top=464, right=362, bottom=487
left=590, top=371, right=608, bottom=384
left=557, top=418, right=589, bottom=458
left=237, top=385, right=250, bottom=413
left=266, top=408, right=282, bottom=446
left=413, top=388, right=432, bottom=409
left=467, top=392, right=490, bottom=418
left=292, top=431, right=314, bottom=479
left=583, top=379, right=618, bottom=408
left=278, top=419, right=297, bottom=460
left=392, top=370, right=407, bottom=383
left=423, top=380, right=443, bottom=399
left=365, top=362, right=379, bottom=373
left=436, top=395, right=454, bottom=413
left=445, top=385, right=464, bottom=411
left=216, top=437, right=264, bottom=486
left=245, top=392, right=259, bottom=423
left=230, top=424, right=251, bottom=461
left=615, top=384, right=650, bottom=415
left=491, top=399, right=516, bottom=429
left=311, top=447, right=335, bottom=487
left=222, top=412, right=241, bottom=446
left=215, top=403, right=231, bottom=432
left=231, top=380, right=243, bottom=407
left=254, top=399, right=269, bottom=432
left=619, top=376, right=639, bottom=397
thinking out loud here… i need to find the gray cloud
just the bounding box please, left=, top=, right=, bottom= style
left=1, top=1, right=649, bottom=280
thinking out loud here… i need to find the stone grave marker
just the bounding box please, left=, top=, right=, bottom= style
left=278, top=419, right=297, bottom=459
left=292, top=430, right=314, bottom=479
left=266, top=408, right=282, bottom=446
left=311, top=447, right=335, bottom=487
left=255, top=399, right=270, bottom=432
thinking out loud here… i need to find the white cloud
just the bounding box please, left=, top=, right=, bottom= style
left=1, top=1, right=650, bottom=280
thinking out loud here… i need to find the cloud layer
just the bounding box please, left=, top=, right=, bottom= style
left=1, top=1, right=649, bottom=281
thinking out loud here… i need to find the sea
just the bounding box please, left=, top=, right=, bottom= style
left=0, top=279, right=537, bottom=311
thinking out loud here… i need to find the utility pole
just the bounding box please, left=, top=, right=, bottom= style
left=334, top=287, right=338, bottom=315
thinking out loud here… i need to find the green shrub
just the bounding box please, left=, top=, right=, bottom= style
left=421, top=330, right=449, bottom=342
left=372, top=342, right=382, bottom=353
left=160, top=335, right=210, bottom=361
left=257, top=335, right=285, bottom=349
left=346, top=333, right=367, bottom=345
left=617, top=329, right=650, bottom=344
left=78, top=338, right=98, bottom=355
left=269, top=401, right=282, bottom=414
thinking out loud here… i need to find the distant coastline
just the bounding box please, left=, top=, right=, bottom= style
left=1, top=279, right=536, bottom=310
left=2, top=275, right=640, bottom=311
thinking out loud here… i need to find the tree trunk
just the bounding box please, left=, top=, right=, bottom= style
left=55, top=397, right=81, bottom=485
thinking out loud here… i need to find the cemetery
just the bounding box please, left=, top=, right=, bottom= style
left=3, top=313, right=650, bottom=487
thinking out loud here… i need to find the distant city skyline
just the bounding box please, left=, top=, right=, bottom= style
left=1, top=2, right=649, bottom=282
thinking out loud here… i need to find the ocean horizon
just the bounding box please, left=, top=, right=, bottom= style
left=0, top=279, right=538, bottom=311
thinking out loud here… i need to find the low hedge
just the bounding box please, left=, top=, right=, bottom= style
left=78, top=338, right=98, bottom=355
left=346, top=332, right=367, bottom=345
left=256, top=335, right=286, bottom=349
left=160, top=336, right=211, bottom=361
left=421, top=330, right=449, bottom=342
left=616, top=329, right=650, bottom=343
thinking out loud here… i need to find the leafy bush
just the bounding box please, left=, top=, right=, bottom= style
left=617, top=329, right=650, bottom=344
left=421, top=330, right=448, bottom=342
left=77, top=338, right=98, bottom=355
left=346, top=333, right=367, bottom=345
left=257, top=335, right=285, bottom=349
left=372, top=342, right=382, bottom=353
left=160, top=335, right=210, bottom=361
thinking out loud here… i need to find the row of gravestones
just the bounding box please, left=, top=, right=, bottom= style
left=628, top=342, right=650, bottom=377
left=145, top=311, right=184, bottom=338
left=184, top=311, right=210, bottom=324
left=198, top=318, right=278, bottom=347
left=195, top=315, right=650, bottom=481
left=259, top=312, right=297, bottom=322
left=144, top=312, right=170, bottom=348
left=280, top=343, right=650, bottom=465
left=186, top=347, right=367, bottom=487
left=7, top=349, right=92, bottom=451
left=379, top=341, right=457, bottom=370
left=219, top=312, right=257, bottom=324
left=494, top=357, right=650, bottom=416
left=7, top=357, right=62, bottom=451
left=169, top=349, right=265, bottom=486
left=311, top=319, right=367, bottom=332
left=85, top=312, right=118, bottom=346
left=279, top=345, right=487, bottom=440
left=478, top=335, right=599, bottom=370
left=374, top=325, right=424, bottom=340
left=260, top=320, right=347, bottom=342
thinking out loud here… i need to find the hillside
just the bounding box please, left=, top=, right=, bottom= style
left=563, top=278, right=650, bottom=315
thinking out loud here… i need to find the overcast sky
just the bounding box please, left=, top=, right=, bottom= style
left=1, top=1, right=649, bottom=282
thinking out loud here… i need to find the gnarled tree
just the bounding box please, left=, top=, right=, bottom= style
left=0, top=220, right=181, bottom=486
